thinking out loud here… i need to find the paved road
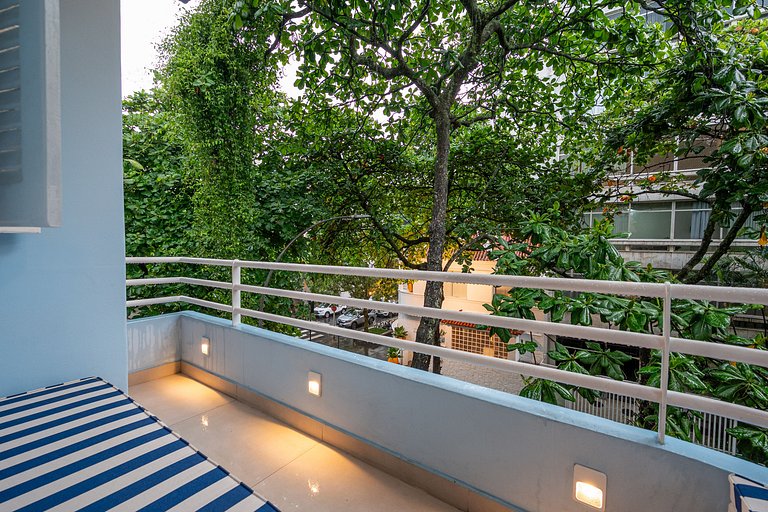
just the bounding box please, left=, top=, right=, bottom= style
left=299, top=315, right=397, bottom=361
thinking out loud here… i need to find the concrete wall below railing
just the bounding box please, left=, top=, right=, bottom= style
left=128, top=312, right=768, bottom=512
left=127, top=314, right=180, bottom=374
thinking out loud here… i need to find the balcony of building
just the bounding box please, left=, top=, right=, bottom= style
left=123, top=256, right=768, bottom=512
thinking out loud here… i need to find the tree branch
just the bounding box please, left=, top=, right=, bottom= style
left=683, top=203, right=755, bottom=284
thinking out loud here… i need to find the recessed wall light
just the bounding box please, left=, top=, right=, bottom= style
left=308, top=371, right=322, bottom=396
left=573, top=464, right=606, bottom=510
left=201, top=337, right=210, bottom=356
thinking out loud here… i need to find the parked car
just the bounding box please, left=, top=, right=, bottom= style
left=373, top=300, right=397, bottom=317
left=313, top=303, right=345, bottom=318
left=336, top=309, right=376, bottom=329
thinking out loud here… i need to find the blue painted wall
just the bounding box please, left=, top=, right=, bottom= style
left=0, top=0, right=126, bottom=395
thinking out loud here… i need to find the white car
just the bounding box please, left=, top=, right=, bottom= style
left=336, top=309, right=376, bottom=329
left=313, top=303, right=345, bottom=318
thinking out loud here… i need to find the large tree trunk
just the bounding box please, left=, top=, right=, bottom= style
left=411, top=109, right=451, bottom=371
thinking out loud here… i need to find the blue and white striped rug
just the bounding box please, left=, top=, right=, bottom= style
left=0, top=377, right=279, bottom=511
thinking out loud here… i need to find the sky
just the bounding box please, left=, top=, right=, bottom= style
left=120, top=0, right=298, bottom=98
left=120, top=0, right=201, bottom=97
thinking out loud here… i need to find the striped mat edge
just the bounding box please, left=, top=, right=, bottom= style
left=0, top=376, right=280, bottom=512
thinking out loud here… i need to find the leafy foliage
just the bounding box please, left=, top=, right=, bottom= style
left=600, top=9, right=768, bottom=283
left=485, top=205, right=768, bottom=465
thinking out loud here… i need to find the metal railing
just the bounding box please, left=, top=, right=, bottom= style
left=125, top=256, right=768, bottom=444
left=563, top=390, right=739, bottom=455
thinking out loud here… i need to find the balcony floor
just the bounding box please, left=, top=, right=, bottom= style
left=129, top=374, right=460, bottom=512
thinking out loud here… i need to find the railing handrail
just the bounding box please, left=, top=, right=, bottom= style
left=126, top=257, right=768, bottom=305
left=125, top=256, right=768, bottom=439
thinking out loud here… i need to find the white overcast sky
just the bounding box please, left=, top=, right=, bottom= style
left=120, top=0, right=299, bottom=98
left=120, top=0, right=201, bottom=97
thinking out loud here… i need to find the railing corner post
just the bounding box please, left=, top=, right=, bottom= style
left=658, top=281, right=672, bottom=444
left=232, top=260, right=242, bottom=327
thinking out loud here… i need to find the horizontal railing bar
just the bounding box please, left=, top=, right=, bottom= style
left=181, top=295, right=232, bottom=313
left=178, top=277, right=232, bottom=290
left=125, top=257, right=768, bottom=305
left=667, top=391, right=768, bottom=429
left=127, top=295, right=231, bottom=313
left=669, top=283, right=768, bottom=306
left=126, top=296, right=184, bottom=307
left=669, top=337, right=768, bottom=367
left=235, top=306, right=662, bottom=403
left=126, top=277, right=180, bottom=286
left=238, top=261, right=671, bottom=298
left=126, top=257, right=182, bottom=264
left=125, top=276, right=231, bottom=290
left=237, top=284, right=664, bottom=351
left=181, top=257, right=236, bottom=266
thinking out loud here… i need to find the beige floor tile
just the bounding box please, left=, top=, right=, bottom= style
left=171, top=400, right=318, bottom=487
left=255, top=443, right=460, bottom=512
left=129, top=373, right=233, bottom=425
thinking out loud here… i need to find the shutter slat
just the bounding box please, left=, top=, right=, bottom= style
left=0, top=4, right=19, bottom=26
left=0, top=66, right=19, bottom=91
left=0, top=126, right=19, bottom=146
left=0, top=87, right=19, bottom=111
left=0, top=26, right=18, bottom=49
left=0, top=1, right=19, bottom=11
left=0, top=107, right=20, bottom=129
left=0, top=146, right=20, bottom=170
left=0, top=46, right=19, bottom=71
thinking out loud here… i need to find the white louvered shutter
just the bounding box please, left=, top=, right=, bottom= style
left=0, top=0, right=60, bottom=230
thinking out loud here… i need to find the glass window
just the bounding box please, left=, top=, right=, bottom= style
left=628, top=203, right=671, bottom=239
left=674, top=202, right=710, bottom=239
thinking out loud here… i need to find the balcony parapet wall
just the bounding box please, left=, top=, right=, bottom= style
left=128, top=312, right=768, bottom=512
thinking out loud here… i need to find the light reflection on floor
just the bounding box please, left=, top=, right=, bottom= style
left=130, top=374, right=459, bottom=511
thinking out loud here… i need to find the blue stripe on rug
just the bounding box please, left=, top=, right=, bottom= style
left=0, top=383, right=112, bottom=419
left=0, top=390, right=123, bottom=430
left=136, top=468, right=226, bottom=512
left=0, top=397, right=133, bottom=445
left=12, top=438, right=188, bottom=511
left=197, top=484, right=255, bottom=511
left=0, top=415, right=154, bottom=479
left=77, top=453, right=209, bottom=512
left=0, top=407, right=145, bottom=461
left=0, top=379, right=99, bottom=408
left=0, top=428, right=172, bottom=503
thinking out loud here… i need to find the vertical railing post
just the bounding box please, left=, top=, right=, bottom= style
left=658, top=281, right=672, bottom=444
left=232, top=260, right=241, bottom=327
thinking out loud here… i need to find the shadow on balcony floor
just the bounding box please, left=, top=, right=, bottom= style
left=129, top=374, right=460, bottom=512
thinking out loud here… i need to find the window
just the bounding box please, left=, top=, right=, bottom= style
left=585, top=200, right=762, bottom=241
left=0, top=0, right=61, bottom=230
left=674, top=202, right=710, bottom=239
left=629, top=203, right=672, bottom=239
left=451, top=326, right=508, bottom=360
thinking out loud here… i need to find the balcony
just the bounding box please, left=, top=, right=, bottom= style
left=129, top=374, right=460, bottom=511
left=125, top=257, right=768, bottom=511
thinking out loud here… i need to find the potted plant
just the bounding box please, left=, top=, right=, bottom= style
left=387, top=347, right=401, bottom=363
left=393, top=325, right=408, bottom=339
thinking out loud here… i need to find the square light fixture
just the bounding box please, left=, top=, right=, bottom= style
left=201, top=337, right=210, bottom=356
left=307, top=371, right=322, bottom=397
left=573, top=464, right=606, bottom=511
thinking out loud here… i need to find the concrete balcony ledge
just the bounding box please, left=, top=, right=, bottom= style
left=128, top=311, right=768, bottom=512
